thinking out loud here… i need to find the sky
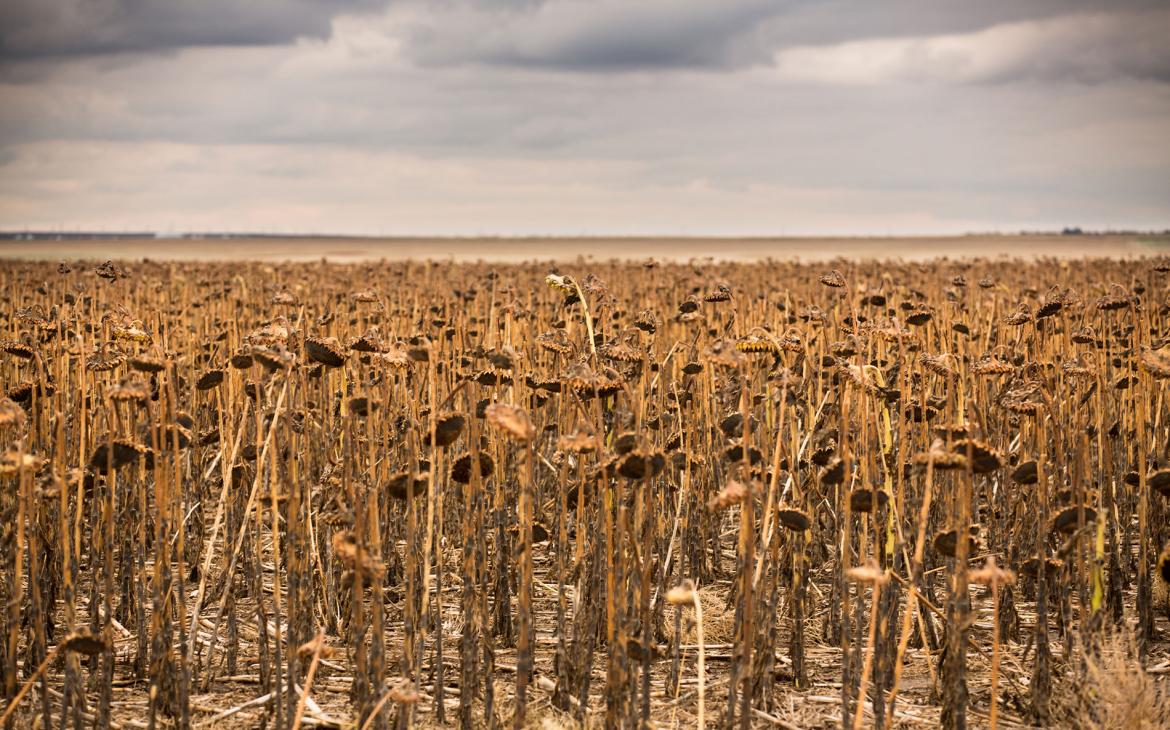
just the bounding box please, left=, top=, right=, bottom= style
left=1, top=0, right=1168, bottom=237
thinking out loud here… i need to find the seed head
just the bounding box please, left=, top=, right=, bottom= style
left=968, top=556, right=1016, bottom=587
left=485, top=403, right=536, bottom=442
left=545, top=273, right=576, bottom=294
left=845, top=559, right=889, bottom=585
left=61, top=630, right=110, bottom=656
left=819, top=270, right=847, bottom=288
left=707, top=478, right=750, bottom=511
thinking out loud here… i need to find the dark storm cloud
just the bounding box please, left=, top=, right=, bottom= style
left=0, top=0, right=389, bottom=60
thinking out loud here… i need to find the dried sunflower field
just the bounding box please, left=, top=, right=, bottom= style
left=1, top=255, right=1169, bottom=729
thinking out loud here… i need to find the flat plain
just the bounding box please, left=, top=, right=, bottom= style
left=1, top=233, right=1166, bottom=264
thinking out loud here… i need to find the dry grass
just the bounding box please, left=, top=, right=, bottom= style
left=1055, top=629, right=1170, bottom=730
left=661, top=584, right=735, bottom=646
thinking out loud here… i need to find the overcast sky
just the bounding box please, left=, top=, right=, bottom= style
left=1, top=0, right=1168, bottom=236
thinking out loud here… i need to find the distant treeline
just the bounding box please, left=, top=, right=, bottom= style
left=0, top=231, right=369, bottom=240
left=1, top=231, right=158, bottom=240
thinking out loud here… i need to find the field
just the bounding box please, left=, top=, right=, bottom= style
left=0, top=233, right=1165, bottom=264
left=1, top=248, right=1169, bottom=729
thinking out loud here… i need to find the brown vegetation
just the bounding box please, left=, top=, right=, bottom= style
left=0, top=254, right=1168, bottom=728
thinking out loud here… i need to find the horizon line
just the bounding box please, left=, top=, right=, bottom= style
left=4, top=229, right=1170, bottom=241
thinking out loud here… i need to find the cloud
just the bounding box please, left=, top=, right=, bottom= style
left=0, top=2, right=1167, bottom=236
left=0, top=0, right=389, bottom=59
left=773, top=10, right=1170, bottom=85
left=3, top=69, right=1168, bottom=235
left=394, top=0, right=1169, bottom=74
left=399, top=0, right=783, bottom=71
left=0, top=139, right=1022, bottom=236
left=5, top=0, right=1166, bottom=76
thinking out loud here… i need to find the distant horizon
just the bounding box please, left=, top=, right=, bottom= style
left=2, top=230, right=1165, bottom=264
left=3, top=228, right=1169, bottom=241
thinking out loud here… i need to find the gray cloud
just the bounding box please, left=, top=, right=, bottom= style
left=4, top=0, right=1167, bottom=77
left=0, top=0, right=389, bottom=60
left=772, top=10, right=1170, bottom=86
left=398, top=0, right=1169, bottom=73
left=751, top=0, right=1165, bottom=47
left=402, top=0, right=784, bottom=71
left=0, top=0, right=1166, bottom=235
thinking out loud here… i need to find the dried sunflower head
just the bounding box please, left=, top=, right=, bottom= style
left=819, top=269, right=847, bottom=288
left=331, top=530, right=385, bottom=581
left=1140, top=346, right=1170, bottom=379
left=704, top=284, right=732, bottom=302
left=128, top=353, right=167, bottom=373
left=838, top=362, right=879, bottom=393
left=558, top=429, right=600, bottom=453
left=424, top=412, right=466, bottom=448
left=108, top=374, right=151, bottom=403
left=0, top=339, right=36, bottom=360
left=951, top=438, right=1001, bottom=474
left=0, top=448, right=43, bottom=476
left=305, top=336, right=346, bottom=368
left=1003, top=303, right=1032, bottom=326
left=61, top=630, right=110, bottom=656
left=375, top=346, right=411, bottom=369
left=914, top=439, right=967, bottom=470
left=707, top=478, right=751, bottom=511
left=846, top=559, right=889, bottom=585
left=545, top=273, right=576, bottom=294
left=968, top=556, right=1016, bottom=587
left=1052, top=505, right=1096, bottom=535
left=386, top=471, right=428, bottom=500
left=918, top=352, right=957, bottom=379
left=616, top=449, right=666, bottom=480
left=972, top=351, right=1015, bottom=376
left=450, top=452, right=493, bottom=484
left=736, top=332, right=780, bottom=355
left=1061, top=354, right=1094, bottom=378
left=598, top=337, right=642, bottom=363
left=776, top=506, right=811, bottom=532
left=0, top=398, right=26, bottom=429
left=905, top=307, right=932, bottom=326
left=246, top=317, right=292, bottom=347
left=272, top=289, right=298, bottom=306
left=94, top=260, right=124, bottom=281
left=89, top=438, right=152, bottom=474
left=111, top=321, right=152, bottom=345
left=536, top=330, right=574, bottom=356
left=634, top=309, right=660, bottom=334
left=348, top=328, right=386, bottom=353
left=1095, top=284, right=1130, bottom=311
left=196, top=369, right=225, bottom=390
left=485, top=403, right=536, bottom=442
left=252, top=345, right=295, bottom=372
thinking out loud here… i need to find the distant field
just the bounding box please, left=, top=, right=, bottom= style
left=1, top=233, right=1166, bottom=262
